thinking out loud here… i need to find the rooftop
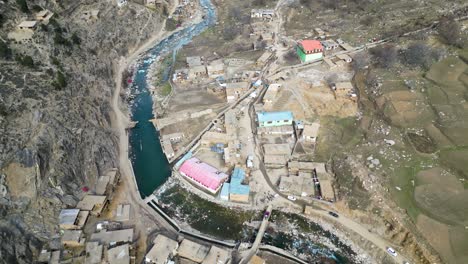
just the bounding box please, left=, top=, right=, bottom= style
left=225, top=82, right=249, bottom=90
left=303, top=123, right=320, bottom=138
left=85, top=242, right=103, bottom=264
left=201, top=246, right=230, bottom=264
left=90, top=229, right=134, bottom=244
left=299, top=40, right=323, bottom=51
left=76, top=195, right=106, bottom=211
left=59, top=209, right=80, bottom=226
left=115, top=204, right=131, bottom=222
left=62, top=230, right=83, bottom=243
left=187, top=56, right=202, bottom=67
left=263, top=143, right=291, bottom=155
left=230, top=167, right=250, bottom=196
left=145, top=234, right=179, bottom=264
left=257, top=111, right=294, bottom=123
left=107, top=244, right=130, bottom=264
left=179, top=158, right=228, bottom=192
left=18, top=21, right=37, bottom=28
left=178, top=239, right=210, bottom=263
left=95, top=175, right=110, bottom=195
left=264, top=155, right=288, bottom=165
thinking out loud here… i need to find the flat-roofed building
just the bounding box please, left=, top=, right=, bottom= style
left=333, top=82, right=354, bottom=97
left=229, top=167, right=250, bottom=203
left=337, top=53, right=352, bottom=63
left=188, top=65, right=207, bottom=79
left=262, top=83, right=281, bottom=105
left=77, top=195, right=107, bottom=216
left=257, top=111, right=293, bottom=127
left=62, top=230, right=85, bottom=247
left=95, top=175, right=110, bottom=195
left=264, top=155, right=288, bottom=167
left=319, top=179, right=334, bottom=201
left=145, top=234, right=179, bottom=264
left=18, top=21, right=37, bottom=30
left=161, top=139, right=175, bottom=159
left=186, top=56, right=202, bottom=67
left=321, top=39, right=339, bottom=50
left=207, top=60, right=225, bottom=78
left=59, top=209, right=89, bottom=230
left=90, top=229, right=134, bottom=245
left=288, top=161, right=326, bottom=174
left=107, top=244, right=130, bottom=264
left=249, top=255, right=266, bottom=264
left=161, top=132, right=184, bottom=143
left=178, top=239, right=210, bottom=263
left=202, top=246, right=230, bottom=264
left=179, top=158, right=229, bottom=194
left=278, top=175, right=315, bottom=197
left=115, top=204, right=131, bottom=222
left=302, top=122, right=320, bottom=143
left=35, top=9, right=54, bottom=23
left=263, top=143, right=291, bottom=155
left=257, top=125, right=294, bottom=136
left=85, top=242, right=103, bottom=264
left=225, top=82, right=249, bottom=103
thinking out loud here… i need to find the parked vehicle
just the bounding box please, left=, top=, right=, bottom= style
left=287, top=195, right=296, bottom=201
left=328, top=211, right=339, bottom=218
left=386, top=247, right=397, bottom=257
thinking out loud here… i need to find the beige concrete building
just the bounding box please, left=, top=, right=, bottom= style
left=107, top=244, right=131, bottom=264
left=201, top=246, right=230, bottom=264
left=302, top=122, right=320, bottom=143
left=145, top=234, right=179, bottom=264
left=263, top=143, right=291, bottom=155
left=207, top=60, right=225, bottom=78
left=77, top=195, right=107, bottom=216
left=178, top=239, right=210, bottom=263
left=59, top=209, right=89, bottom=230
left=90, top=229, right=134, bottom=245
left=85, top=242, right=103, bottom=264
left=62, top=230, right=85, bottom=247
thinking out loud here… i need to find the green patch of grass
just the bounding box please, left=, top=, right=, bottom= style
left=159, top=186, right=260, bottom=240
left=160, top=82, right=172, bottom=96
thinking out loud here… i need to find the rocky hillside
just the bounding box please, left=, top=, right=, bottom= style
left=0, top=0, right=166, bottom=262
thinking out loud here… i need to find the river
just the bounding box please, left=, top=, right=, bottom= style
left=128, top=0, right=217, bottom=197
left=128, top=1, right=353, bottom=262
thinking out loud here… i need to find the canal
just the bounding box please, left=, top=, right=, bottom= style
left=128, top=0, right=217, bottom=197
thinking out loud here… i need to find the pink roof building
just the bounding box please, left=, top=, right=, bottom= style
left=179, top=158, right=228, bottom=194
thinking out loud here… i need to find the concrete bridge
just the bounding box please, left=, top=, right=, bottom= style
left=239, top=204, right=273, bottom=264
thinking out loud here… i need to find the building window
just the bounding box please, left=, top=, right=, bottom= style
left=284, top=120, right=289, bottom=122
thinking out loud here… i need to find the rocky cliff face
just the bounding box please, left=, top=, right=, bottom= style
left=0, top=0, right=165, bottom=262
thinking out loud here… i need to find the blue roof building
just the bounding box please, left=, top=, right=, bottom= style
left=220, top=183, right=230, bottom=201
left=257, top=111, right=294, bottom=127
left=229, top=167, right=250, bottom=203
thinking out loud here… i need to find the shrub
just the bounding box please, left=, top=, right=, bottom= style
left=438, top=17, right=462, bottom=47
left=71, top=33, right=81, bottom=45
left=16, top=55, right=35, bottom=67
left=369, top=44, right=397, bottom=68
left=53, top=71, right=67, bottom=90
left=32, top=5, right=43, bottom=12
left=351, top=52, right=370, bottom=71
left=402, top=42, right=437, bottom=69
left=0, top=41, right=12, bottom=59
left=16, top=0, right=29, bottom=13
